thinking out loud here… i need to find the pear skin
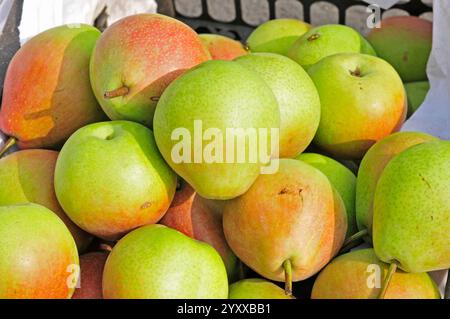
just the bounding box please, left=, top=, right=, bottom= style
left=229, top=279, right=293, bottom=299
left=200, top=34, right=248, bottom=61
left=312, top=249, right=441, bottom=299
left=72, top=252, right=108, bottom=299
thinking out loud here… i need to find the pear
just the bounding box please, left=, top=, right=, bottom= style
left=54, top=121, right=177, bottom=240
left=159, top=180, right=239, bottom=280
left=199, top=34, right=248, bottom=61
left=312, top=249, right=440, bottom=299
left=223, top=159, right=345, bottom=294
left=90, top=14, right=210, bottom=126
left=102, top=224, right=228, bottom=299
left=373, top=141, right=450, bottom=273
left=153, top=60, right=280, bottom=200
left=229, top=279, right=293, bottom=299
left=235, top=53, right=321, bottom=158
left=356, top=132, right=438, bottom=240
left=404, top=81, right=430, bottom=117
left=0, top=150, right=92, bottom=252
left=0, top=24, right=106, bottom=154
left=72, top=252, right=108, bottom=299
left=246, top=19, right=310, bottom=56
left=297, top=153, right=357, bottom=237
left=288, top=24, right=376, bottom=69
left=0, top=203, right=79, bottom=299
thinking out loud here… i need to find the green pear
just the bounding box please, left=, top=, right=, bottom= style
left=356, top=132, right=438, bottom=239
left=102, top=224, right=228, bottom=298
left=246, top=19, right=311, bottom=56
left=311, top=249, right=440, bottom=299
left=373, top=141, right=450, bottom=273
left=288, top=24, right=376, bottom=69
left=235, top=53, right=320, bottom=158
left=297, top=153, right=357, bottom=237
left=404, top=81, right=430, bottom=117
left=55, top=121, right=177, bottom=240
left=307, top=53, right=406, bottom=159
left=0, top=203, right=79, bottom=299
left=0, top=149, right=92, bottom=252
left=229, top=279, right=293, bottom=299
left=153, top=60, right=280, bottom=200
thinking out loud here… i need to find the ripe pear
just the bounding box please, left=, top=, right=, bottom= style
left=90, top=14, right=210, bottom=126
left=103, top=224, right=228, bottom=299
left=297, top=153, right=357, bottom=237
left=288, top=24, right=376, bottom=69
left=159, top=180, right=239, bottom=280
left=246, top=19, right=311, bottom=56
left=199, top=34, right=248, bottom=61
left=153, top=60, right=280, bottom=200
left=0, top=150, right=92, bottom=252
left=73, top=252, right=108, bottom=299
left=229, top=279, right=293, bottom=299
left=55, top=121, right=177, bottom=240
left=373, top=141, right=450, bottom=273
left=367, top=16, right=432, bottom=82
left=308, top=53, right=406, bottom=159
left=311, top=249, right=440, bottom=299
left=223, top=159, right=345, bottom=294
left=404, top=81, right=430, bottom=117
left=356, top=132, right=438, bottom=239
left=235, top=53, right=321, bottom=158
left=0, top=24, right=106, bottom=152
left=0, top=203, right=79, bottom=299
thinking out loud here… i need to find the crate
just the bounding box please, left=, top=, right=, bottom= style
left=161, top=0, right=432, bottom=41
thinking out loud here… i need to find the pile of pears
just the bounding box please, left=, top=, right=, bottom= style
left=0, top=13, right=448, bottom=300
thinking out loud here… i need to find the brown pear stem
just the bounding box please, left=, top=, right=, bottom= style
left=339, top=229, right=369, bottom=254
left=445, top=269, right=450, bottom=299
left=0, top=137, right=16, bottom=158
left=378, top=262, right=397, bottom=299
left=104, top=86, right=129, bottom=99
left=283, top=260, right=293, bottom=296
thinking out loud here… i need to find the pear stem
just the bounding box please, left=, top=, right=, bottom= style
left=283, top=260, right=293, bottom=296
left=104, top=86, right=129, bottom=99
left=339, top=229, right=369, bottom=254
left=0, top=137, right=16, bottom=158
left=378, top=262, right=397, bottom=299
left=445, top=269, right=450, bottom=299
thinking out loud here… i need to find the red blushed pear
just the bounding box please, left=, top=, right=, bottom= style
left=199, top=34, right=248, bottom=61
left=90, top=14, right=211, bottom=127
left=367, top=16, right=432, bottom=82
left=0, top=203, right=79, bottom=299
left=307, top=53, right=407, bottom=159
left=160, top=180, right=239, bottom=280
left=0, top=150, right=92, bottom=252
left=0, top=24, right=106, bottom=156
left=223, top=159, right=346, bottom=295
left=72, top=252, right=109, bottom=299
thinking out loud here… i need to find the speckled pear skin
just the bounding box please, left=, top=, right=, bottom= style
left=0, top=150, right=92, bottom=252
left=90, top=14, right=211, bottom=127
left=311, top=249, right=441, bottom=299
left=246, top=19, right=311, bottom=56
left=0, top=203, right=79, bottom=299
left=102, top=224, right=229, bottom=299
left=55, top=121, right=177, bottom=240
left=0, top=24, right=106, bottom=149
left=356, top=132, right=438, bottom=237
left=331, top=188, right=348, bottom=256
left=297, top=153, right=357, bottom=237
left=235, top=53, right=321, bottom=158
left=288, top=24, right=376, bottom=69
left=367, top=16, right=432, bottom=82
left=223, top=159, right=340, bottom=282
left=307, top=53, right=407, bottom=159
left=373, top=141, right=450, bottom=273
left=153, top=60, right=280, bottom=200
left=199, top=34, right=248, bottom=61
left=229, top=278, right=293, bottom=299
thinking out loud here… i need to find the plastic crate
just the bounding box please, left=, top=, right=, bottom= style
left=165, top=0, right=432, bottom=41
